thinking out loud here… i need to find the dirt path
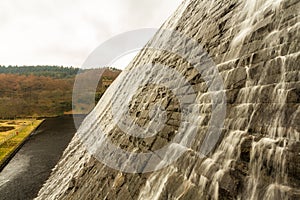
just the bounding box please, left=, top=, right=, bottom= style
left=0, top=115, right=85, bottom=200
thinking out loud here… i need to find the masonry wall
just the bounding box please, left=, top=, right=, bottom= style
left=37, top=0, right=300, bottom=199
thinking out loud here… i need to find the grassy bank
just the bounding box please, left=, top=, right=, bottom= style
left=0, top=119, right=44, bottom=166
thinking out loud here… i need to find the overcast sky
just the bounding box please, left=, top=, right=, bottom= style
left=0, top=0, right=183, bottom=68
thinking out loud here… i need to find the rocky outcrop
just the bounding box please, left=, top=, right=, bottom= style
left=37, top=0, right=300, bottom=199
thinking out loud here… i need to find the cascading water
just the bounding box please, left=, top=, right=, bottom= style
left=37, top=0, right=300, bottom=199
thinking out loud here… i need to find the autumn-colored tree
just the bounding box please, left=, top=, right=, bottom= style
left=0, top=67, right=121, bottom=118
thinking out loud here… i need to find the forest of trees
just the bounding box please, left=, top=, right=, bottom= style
left=0, top=66, right=121, bottom=118
left=0, top=65, right=79, bottom=79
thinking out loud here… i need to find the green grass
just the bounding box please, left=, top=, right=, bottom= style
left=0, top=119, right=44, bottom=166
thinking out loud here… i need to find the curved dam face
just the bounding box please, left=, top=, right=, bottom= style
left=37, top=0, right=300, bottom=199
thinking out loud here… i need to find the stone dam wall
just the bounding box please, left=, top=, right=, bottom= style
left=37, top=0, right=299, bottom=199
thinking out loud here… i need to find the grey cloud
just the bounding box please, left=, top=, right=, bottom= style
left=0, top=0, right=183, bottom=67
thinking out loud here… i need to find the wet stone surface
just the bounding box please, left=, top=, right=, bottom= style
left=37, top=0, right=300, bottom=199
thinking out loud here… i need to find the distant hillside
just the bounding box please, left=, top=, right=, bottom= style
left=0, top=66, right=121, bottom=118
left=0, top=65, right=79, bottom=79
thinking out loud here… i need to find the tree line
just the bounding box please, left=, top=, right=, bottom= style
left=0, top=65, right=79, bottom=79
left=0, top=66, right=121, bottom=118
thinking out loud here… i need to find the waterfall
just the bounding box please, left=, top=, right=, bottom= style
left=36, top=0, right=300, bottom=199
